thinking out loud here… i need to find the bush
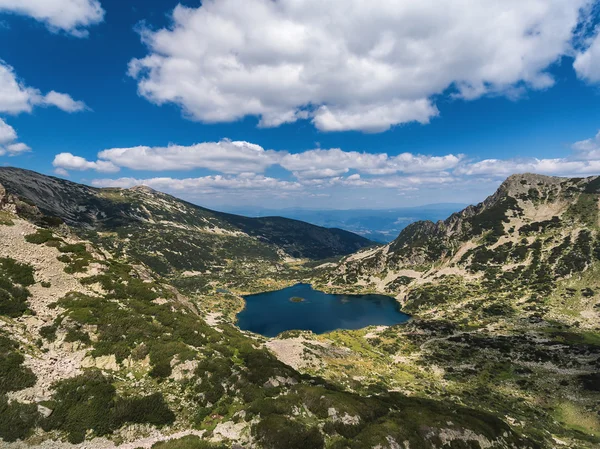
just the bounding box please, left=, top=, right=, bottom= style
left=0, top=280, right=31, bottom=317
left=152, top=435, right=228, bottom=449
left=0, top=395, right=38, bottom=442
left=25, top=229, right=60, bottom=245
left=42, top=371, right=175, bottom=443
left=0, top=258, right=35, bottom=286
left=113, top=393, right=175, bottom=426
left=64, top=328, right=91, bottom=345
left=253, top=415, right=324, bottom=449
left=40, top=322, right=59, bottom=342
left=0, top=334, right=37, bottom=394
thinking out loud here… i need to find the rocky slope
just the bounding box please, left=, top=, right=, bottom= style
left=297, top=173, right=600, bottom=448
left=0, top=171, right=540, bottom=449
left=326, top=173, right=600, bottom=294
left=0, top=167, right=373, bottom=276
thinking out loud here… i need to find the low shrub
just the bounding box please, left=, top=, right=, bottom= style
left=253, top=415, right=324, bottom=449
left=0, top=258, right=35, bottom=286
left=0, top=395, right=38, bottom=442
left=0, top=334, right=36, bottom=394
left=152, top=435, right=228, bottom=449
left=42, top=371, right=175, bottom=443
left=25, top=229, right=60, bottom=245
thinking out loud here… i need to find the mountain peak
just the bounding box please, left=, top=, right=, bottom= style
left=127, top=185, right=157, bottom=195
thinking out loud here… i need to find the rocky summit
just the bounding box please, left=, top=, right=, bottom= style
left=0, top=169, right=598, bottom=449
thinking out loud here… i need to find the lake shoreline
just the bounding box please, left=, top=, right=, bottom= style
left=237, top=283, right=410, bottom=338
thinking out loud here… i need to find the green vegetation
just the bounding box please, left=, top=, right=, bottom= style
left=468, top=196, right=522, bottom=238
left=2, top=169, right=599, bottom=448
left=0, top=333, right=36, bottom=394
left=253, top=415, right=323, bottom=449
left=290, top=296, right=305, bottom=302
left=566, top=193, right=599, bottom=227
left=0, top=211, right=14, bottom=226
left=0, top=257, right=35, bottom=286
left=0, top=333, right=38, bottom=442
left=54, top=291, right=206, bottom=372
left=42, top=371, right=174, bottom=443
left=24, top=229, right=61, bottom=245
left=57, top=243, right=94, bottom=273
left=0, top=257, right=34, bottom=317
left=152, top=436, right=228, bottom=449
left=81, top=260, right=166, bottom=301
left=0, top=396, right=38, bottom=442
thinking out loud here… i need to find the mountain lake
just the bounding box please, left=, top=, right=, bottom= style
left=237, top=283, right=410, bottom=337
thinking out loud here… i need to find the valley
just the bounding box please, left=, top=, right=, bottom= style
left=0, top=169, right=598, bottom=449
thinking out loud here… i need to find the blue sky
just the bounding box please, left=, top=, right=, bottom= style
left=2, top=0, right=600, bottom=210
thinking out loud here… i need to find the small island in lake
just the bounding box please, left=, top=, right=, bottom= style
left=289, top=296, right=305, bottom=303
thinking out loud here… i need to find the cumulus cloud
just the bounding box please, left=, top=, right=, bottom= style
left=0, top=118, right=16, bottom=144
left=572, top=130, right=600, bottom=159
left=0, top=118, right=30, bottom=156
left=52, top=153, right=119, bottom=173
left=281, top=149, right=462, bottom=178
left=41, top=91, right=87, bottom=112
left=54, top=128, right=600, bottom=203
left=0, top=0, right=104, bottom=36
left=97, top=140, right=280, bottom=174
left=574, top=27, right=600, bottom=82
left=129, top=0, right=590, bottom=132
left=0, top=61, right=88, bottom=156
left=53, top=140, right=464, bottom=179
left=454, top=157, right=600, bottom=177
left=0, top=62, right=88, bottom=114
left=90, top=174, right=302, bottom=195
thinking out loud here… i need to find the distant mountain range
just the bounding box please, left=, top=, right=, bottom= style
left=220, top=204, right=468, bottom=242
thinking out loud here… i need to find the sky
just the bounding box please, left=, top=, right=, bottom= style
left=2, top=0, right=600, bottom=210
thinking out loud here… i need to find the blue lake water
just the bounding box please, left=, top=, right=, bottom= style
left=237, top=283, right=410, bottom=337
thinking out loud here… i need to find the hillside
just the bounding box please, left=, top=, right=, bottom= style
left=0, top=171, right=539, bottom=449
left=296, top=173, right=600, bottom=448
left=325, top=173, right=600, bottom=291
left=0, top=167, right=372, bottom=276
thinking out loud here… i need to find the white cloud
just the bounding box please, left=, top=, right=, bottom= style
left=0, top=62, right=89, bottom=156
left=280, top=148, right=462, bottom=178
left=313, top=100, right=439, bottom=133
left=42, top=91, right=87, bottom=112
left=572, top=130, right=600, bottom=159
left=0, top=118, right=16, bottom=144
left=454, top=129, right=600, bottom=177
left=91, top=174, right=302, bottom=195
left=454, top=157, right=600, bottom=177
left=129, top=0, right=590, bottom=132
left=574, top=27, right=600, bottom=82
left=54, top=129, right=600, bottom=207
left=54, top=167, right=69, bottom=177
left=97, top=140, right=280, bottom=174
left=54, top=141, right=464, bottom=179
left=0, top=62, right=88, bottom=114
left=326, top=173, right=458, bottom=189
left=0, top=118, right=30, bottom=156
left=4, top=142, right=31, bottom=154
left=0, top=0, right=104, bottom=36
left=52, top=153, right=119, bottom=173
